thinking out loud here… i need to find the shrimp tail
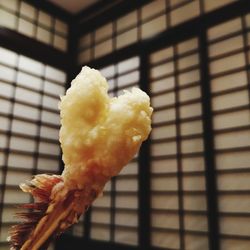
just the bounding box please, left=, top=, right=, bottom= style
left=8, top=173, right=98, bottom=250
left=8, top=174, right=62, bottom=250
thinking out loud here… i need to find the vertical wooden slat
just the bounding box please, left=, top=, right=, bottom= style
left=138, top=50, right=151, bottom=248
left=199, top=29, right=220, bottom=250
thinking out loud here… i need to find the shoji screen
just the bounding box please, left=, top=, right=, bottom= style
left=77, top=0, right=243, bottom=66
left=0, top=46, right=66, bottom=249
left=78, top=0, right=244, bottom=65
left=150, top=38, right=209, bottom=249
left=87, top=56, right=140, bottom=246
left=208, top=15, right=250, bottom=249
left=78, top=0, right=203, bottom=65
left=0, top=0, right=68, bottom=52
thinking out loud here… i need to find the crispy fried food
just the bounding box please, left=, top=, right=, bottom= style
left=8, top=66, right=153, bottom=250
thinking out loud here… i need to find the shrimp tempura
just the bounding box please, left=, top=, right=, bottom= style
left=8, top=66, right=153, bottom=250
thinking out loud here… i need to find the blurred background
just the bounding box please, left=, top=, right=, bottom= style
left=0, top=0, right=250, bottom=250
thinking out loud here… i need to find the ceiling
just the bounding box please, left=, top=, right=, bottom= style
left=47, top=0, right=101, bottom=14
